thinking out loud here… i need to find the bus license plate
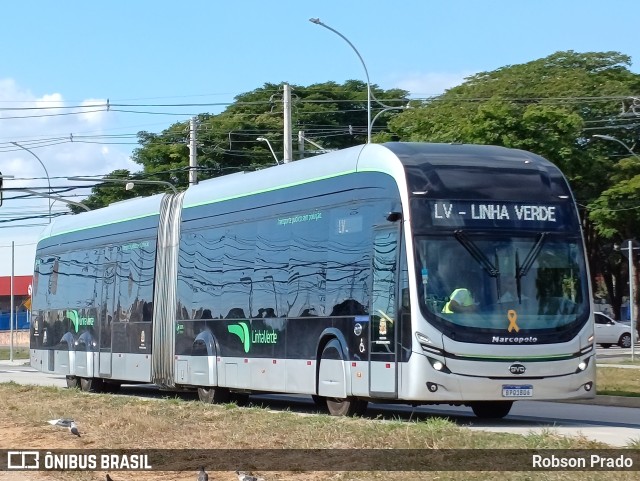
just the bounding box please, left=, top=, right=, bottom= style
left=502, top=385, right=533, bottom=397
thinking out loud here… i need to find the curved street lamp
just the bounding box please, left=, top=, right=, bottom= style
left=257, top=137, right=280, bottom=165
left=68, top=176, right=179, bottom=195
left=11, top=141, right=52, bottom=222
left=592, top=134, right=640, bottom=160
left=309, top=18, right=372, bottom=143
left=370, top=103, right=412, bottom=132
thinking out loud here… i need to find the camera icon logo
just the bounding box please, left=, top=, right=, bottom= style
left=7, top=451, right=40, bottom=470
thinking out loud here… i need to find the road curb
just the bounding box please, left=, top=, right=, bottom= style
left=560, top=395, right=640, bottom=408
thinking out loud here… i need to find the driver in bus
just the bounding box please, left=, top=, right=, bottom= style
left=442, top=287, right=477, bottom=313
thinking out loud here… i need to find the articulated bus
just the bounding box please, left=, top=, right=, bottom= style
left=29, top=142, right=595, bottom=418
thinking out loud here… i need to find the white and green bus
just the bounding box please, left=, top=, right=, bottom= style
left=30, top=142, right=595, bottom=418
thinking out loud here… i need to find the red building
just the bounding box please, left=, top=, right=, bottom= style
left=0, top=275, right=32, bottom=330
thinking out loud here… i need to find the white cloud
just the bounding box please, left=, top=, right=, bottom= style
left=80, top=98, right=109, bottom=124
left=1, top=77, right=138, bottom=186
left=0, top=77, right=140, bottom=274
left=35, top=93, right=64, bottom=109
left=388, top=71, right=476, bottom=98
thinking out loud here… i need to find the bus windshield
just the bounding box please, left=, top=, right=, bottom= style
left=415, top=233, right=588, bottom=333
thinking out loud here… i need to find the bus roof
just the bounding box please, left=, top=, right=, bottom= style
left=38, top=191, right=166, bottom=242
left=39, top=142, right=571, bottom=242
left=182, top=142, right=570, bottom=208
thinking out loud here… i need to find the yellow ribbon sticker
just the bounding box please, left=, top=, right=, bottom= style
left=507, top=309, right=520, bottom=332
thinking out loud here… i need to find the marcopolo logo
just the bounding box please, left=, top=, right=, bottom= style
left=228, top=321, right=278, bottom=353
left=66, top=310, right=95, bottom=333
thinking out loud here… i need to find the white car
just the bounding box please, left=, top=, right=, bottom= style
left=594, top=312, right=632, bottom=348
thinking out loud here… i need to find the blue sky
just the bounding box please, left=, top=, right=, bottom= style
left=1, top=0, right=639, bottom=274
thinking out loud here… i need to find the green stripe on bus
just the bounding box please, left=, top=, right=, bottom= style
left=40, top=212, right=160, bottom=240
left=455, top=353, right=574, bottom=361
left=41, top=168, right=393, bottom=240
left=182, top=169, right=361, bottom=209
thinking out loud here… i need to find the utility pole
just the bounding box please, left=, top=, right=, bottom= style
left=189, top=117, right=198, bottom=186
left=283, top=83, right=292, bottom=163
left=10, top=241, right=14, bottom=362
left=621, top=239, right=639, bottom=361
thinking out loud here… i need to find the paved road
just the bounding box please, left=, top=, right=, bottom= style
left=1, top=359, right=639, bottom=447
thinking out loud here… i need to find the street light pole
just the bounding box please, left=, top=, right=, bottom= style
left=309, top=18, right=372, bottom=144
left=592, top=134, right=640, bottom=160
left=621, top=240, right=639, bottom=361
left=11, top=142, right=52, bottom=222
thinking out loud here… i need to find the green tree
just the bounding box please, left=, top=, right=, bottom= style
left=73, top=81, right=408, bottom=210
left=387, top=50, right=640, bottom=319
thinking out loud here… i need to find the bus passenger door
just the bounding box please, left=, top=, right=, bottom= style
left=369, top=227, right=399, bottom=398
left=98, top=261, right=116, bottom=377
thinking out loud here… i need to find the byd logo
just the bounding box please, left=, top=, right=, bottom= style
left=509, top=363, right=526, bottom=375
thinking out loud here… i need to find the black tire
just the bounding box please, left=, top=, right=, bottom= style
left=66, top=376, right=79, bottom=389
left=470, top=401, right=513, bottom=419
left=619, top=333, right=632, bottom=348
left=319, top=339, right=367, bottom=416
left=80, top=377, right=103, bottom=393
left=197, top=386, right=230, bottom=404
left=600, top=344, right=611, bottom=349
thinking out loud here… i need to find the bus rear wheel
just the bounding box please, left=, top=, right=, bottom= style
left=325, top=397, right=368, bottom=416
left=80, top=377, right=103, bottom=393
left=470, top=401, right=513, bottom=419
left=66, top=376, right=79, bottom=389
left=198, top=386, right=230, bottom=404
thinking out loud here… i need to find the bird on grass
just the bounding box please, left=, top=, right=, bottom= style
left=236, top=471, right=264, bottom=481
left=197, top=466, right=209, bottom=481
left=47, top=418, right=74, bottom=427
left=69, top=421, right=81, bottom=437
left=47, top=418, right=80, bottom=436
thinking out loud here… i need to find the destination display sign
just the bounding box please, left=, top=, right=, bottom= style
left=428, top=200, right=572, bottom=230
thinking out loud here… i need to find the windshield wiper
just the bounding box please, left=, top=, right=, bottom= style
left=515, top=233, right=547, bottom=303
left=454, top=230, right=499, bottom=277
left=516, top=233, right=547, bottom=279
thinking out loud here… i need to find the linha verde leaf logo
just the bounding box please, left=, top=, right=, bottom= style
left=228, top=321, right=251, bottom=353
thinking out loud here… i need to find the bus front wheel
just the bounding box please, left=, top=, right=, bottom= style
left=319, top=339, right=368, bottom=416
left=470, top=401, right=513, bottom=419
